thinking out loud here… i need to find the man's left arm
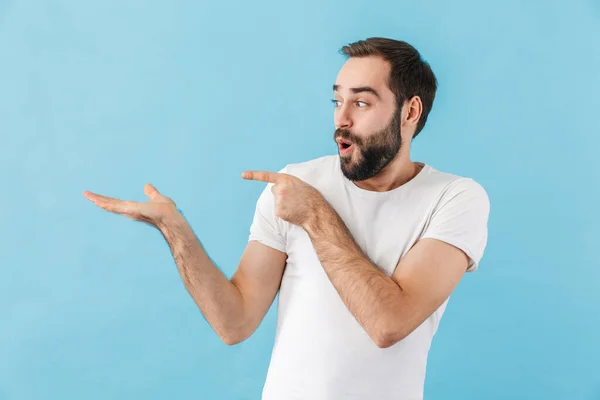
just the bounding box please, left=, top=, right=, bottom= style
left=304, top=179, right=490, bottom=348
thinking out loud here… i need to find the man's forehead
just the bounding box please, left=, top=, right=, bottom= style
left=335, top=56, right=390, bottom=93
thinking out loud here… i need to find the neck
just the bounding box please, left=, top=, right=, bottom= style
left=351, top=148, right=422, bottom=192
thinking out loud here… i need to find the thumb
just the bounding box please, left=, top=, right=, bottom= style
left=144, top=184, right=162, bottom=200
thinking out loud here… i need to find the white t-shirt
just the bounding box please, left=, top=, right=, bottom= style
left=248, top=154, right=490, bottom=400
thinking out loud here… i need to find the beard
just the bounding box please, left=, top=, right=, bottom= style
left=334, top=108, right=402, bottom=181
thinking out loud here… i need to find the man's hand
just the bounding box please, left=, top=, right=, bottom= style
left=83, top=183, right=179, bottom=229
left=242, top=170, right=329, bottom=229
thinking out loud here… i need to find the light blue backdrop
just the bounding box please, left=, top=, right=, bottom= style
left=1, top=0, right=598, bottom=399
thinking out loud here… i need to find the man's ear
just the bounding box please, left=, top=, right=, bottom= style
left=401, top=96, right=422, bottom=141
left=406, top=96, right=423, bottom=126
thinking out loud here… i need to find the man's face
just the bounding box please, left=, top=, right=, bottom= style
left=333, top=56, right=402, bottom=181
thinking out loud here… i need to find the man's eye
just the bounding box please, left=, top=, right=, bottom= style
left=356, top=101, right=368, bottom=108
left=331, top=99, right=342, bottom=107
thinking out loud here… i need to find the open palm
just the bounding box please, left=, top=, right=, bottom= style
left=83, top=183, right=177, bottom=227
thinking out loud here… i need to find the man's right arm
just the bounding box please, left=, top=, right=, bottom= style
left=158, top=212, right=287, bottom=345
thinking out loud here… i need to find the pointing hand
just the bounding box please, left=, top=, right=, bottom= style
left=242, top=170, right=328, bottom=229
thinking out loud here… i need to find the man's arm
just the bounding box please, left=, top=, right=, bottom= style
left=305, top=209, right=469, bottom=348
left=239, top=169, right=489, bottom=349
left=159, top=212, right=287, bottom=345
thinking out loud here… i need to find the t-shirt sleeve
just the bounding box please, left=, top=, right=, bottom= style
left=247, top=167, right=288, bottom=253
left=420, top=178, right=490, bottom=272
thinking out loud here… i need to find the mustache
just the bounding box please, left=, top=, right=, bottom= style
left=334, top=128, right=364, bottom=146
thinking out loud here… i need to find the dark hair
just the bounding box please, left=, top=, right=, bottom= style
left=339, top=37, right=437, bottom=138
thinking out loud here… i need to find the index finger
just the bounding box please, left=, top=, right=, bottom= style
left=241, top=170, right=280, bottom=184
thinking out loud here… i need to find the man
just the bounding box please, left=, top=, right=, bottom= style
left=84, top=37, right=490, bottom=399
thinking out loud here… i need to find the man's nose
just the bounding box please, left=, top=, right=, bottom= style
left=334, top=106, right=353, bottom=130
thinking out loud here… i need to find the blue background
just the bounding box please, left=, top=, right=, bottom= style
left=1, top=0, right=599, bottom=399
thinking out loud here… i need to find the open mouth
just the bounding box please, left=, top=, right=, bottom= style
left=337, top=138, right=354, bottom=155
left=337, top=138, right=352, bottom=147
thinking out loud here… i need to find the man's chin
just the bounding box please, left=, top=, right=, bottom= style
left=339, top=154, right=355, bottom=168
left=340, top=159, right=361, bottom=180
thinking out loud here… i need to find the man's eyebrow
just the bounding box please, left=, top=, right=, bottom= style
left=333, top=84, right=380, bottom=99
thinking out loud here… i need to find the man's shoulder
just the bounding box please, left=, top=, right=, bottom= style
left=424, top=164, right=487, bottom=193
left=422, top=164, right=490, bottom=209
